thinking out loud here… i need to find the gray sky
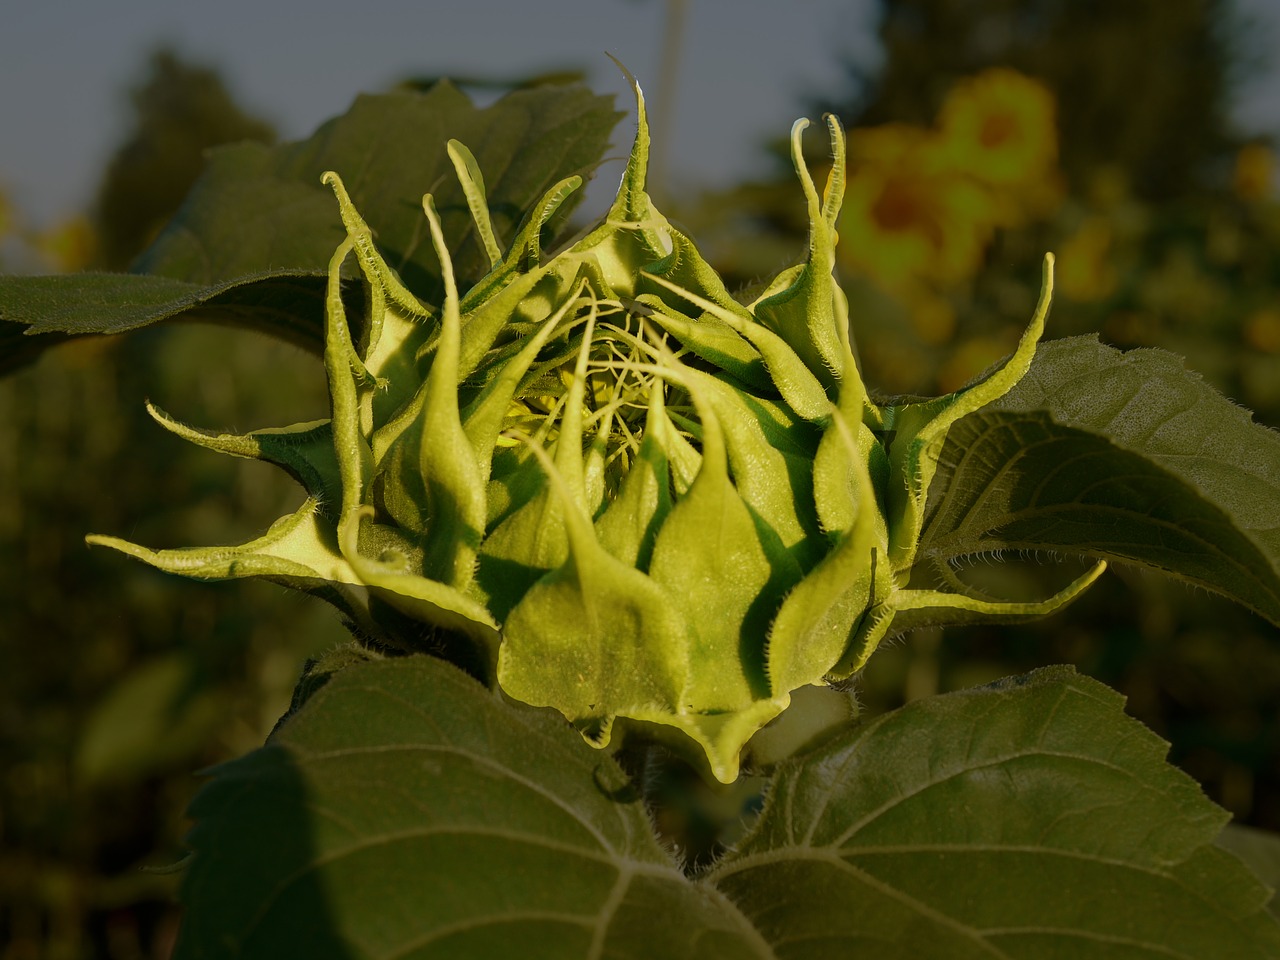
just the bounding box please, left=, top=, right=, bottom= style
left=1, top=0, right=1278, bottom=230
left=0, top=0, right=871, bottom=227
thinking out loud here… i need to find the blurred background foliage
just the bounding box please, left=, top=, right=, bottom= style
left=3, top=0, right=1280, bottom=955
left=0, top=51, right=345, bottom=959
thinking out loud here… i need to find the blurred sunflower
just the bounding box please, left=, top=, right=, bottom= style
left=935, top=334, right=1017, bottom=394
left=1244, top=306, right=1280, bottom=353
left=937, top=67, right=1058, bottom=195
left=902, top=285, right=957, bottom=345
left=1234, top=143, right=1275, bottom=203
left=36, top=216, right=97, bottom=273
left=838, top=124, right=993, bottom=288
left=0, top=188, right=12, bottom=237
left=1057, top=215, right=1118, bottom=302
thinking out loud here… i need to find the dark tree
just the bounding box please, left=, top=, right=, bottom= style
left=93, top=49, right=275, bottom=270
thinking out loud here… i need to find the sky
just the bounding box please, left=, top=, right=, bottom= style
left=1, top=0, right=1279, bottom=231
left=0, top=0, right=872, bottom=228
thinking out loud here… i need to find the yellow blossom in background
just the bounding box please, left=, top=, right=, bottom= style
left=938, top=67, right=1058, bottom=190
left=1057, top=215, right=1118, bottom=302
left=0, top=188, right=12, bottom=237
left=37, top=217, right=97, bottom=273
left=1244, top=307, right=1280, bottom=353
left=902, top=286, right=957, bottom=345
left=838, top=124, right=993, bottom=288
left=1086, top=166, right=1131, bottom=210
left=1234, top=143, right=1274, bottom=202
left=1141, top=247, right=1223, bottom=321
left=837, top=68, right=1066, bottom=298
left=936, top=335, right=1016, bottom=394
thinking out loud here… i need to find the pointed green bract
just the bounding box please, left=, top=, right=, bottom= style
left=498, top=444, right=691, bottom=740
left=446, top=139, right=504, bottom=270
left=884, top=253, right=1056, bottom=574
left=92, top=80, right=1094, bottom=782
left=753, top=117, right=848, bottom=388
left=646, top=379, right=775, bottom=711
left=143, top=402, right=342, bottom=520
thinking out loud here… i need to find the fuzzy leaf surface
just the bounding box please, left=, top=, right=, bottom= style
left=920, top=336, right=1280, bottom=623
left=708, top=665, right=1280, bottom=958
left=178, top=658, right=1280, bottom=958
left=175, top=655, right=770, bottom=960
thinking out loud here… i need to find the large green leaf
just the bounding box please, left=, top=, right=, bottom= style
left=921, top=336, right=1280, bottom=624
left=708, top=665, right=1280, bottom=958
left=0, top=83, right=620, bottom=371
left=181, top=657, right=1280, bottom=958
left=0, top=272, right=343, bottom=372
left=132, top=83, right=620, bottom=297
left=176, top=655, right=770, bottom=960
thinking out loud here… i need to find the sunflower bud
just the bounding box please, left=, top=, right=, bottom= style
left=91, top=79, right=1103, bottom=782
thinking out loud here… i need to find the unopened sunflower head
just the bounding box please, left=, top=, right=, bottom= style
left=90, top=78, right=1103, bottom=783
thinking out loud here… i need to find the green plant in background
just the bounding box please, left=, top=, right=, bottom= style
left=0, top=50, right=326, bottom=959
left=4, top=73, right=1280, bottom=956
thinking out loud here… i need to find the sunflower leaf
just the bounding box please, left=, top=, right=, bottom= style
left=709, top=666, right=1280, bottom=958
left=921, top=336, right=1280, bottom=624
left=176, top=655, right=772, bottom=959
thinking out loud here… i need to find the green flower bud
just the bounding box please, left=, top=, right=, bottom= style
left=91, top=79, right=1103, bottom=783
